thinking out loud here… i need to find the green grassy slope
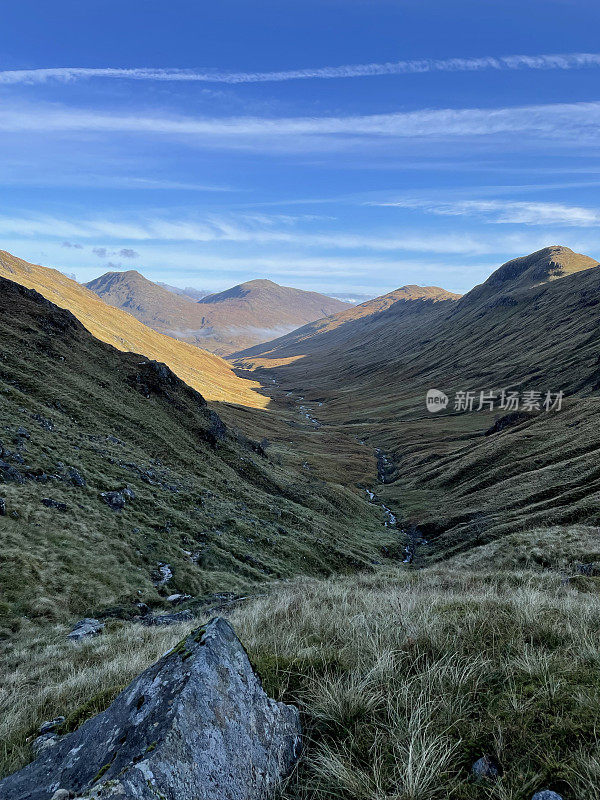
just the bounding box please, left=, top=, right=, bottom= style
left=3, top=253, right=600, bottom=800
left=6, top=569, right=600, bottom=800
left=0, top=276, right=398, bottom=639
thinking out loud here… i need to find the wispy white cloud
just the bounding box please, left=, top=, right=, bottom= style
left=0, top=210, right=594, bottom=267
left=9, top=231, right=597, bottom=296
left=1, top=100, right=600, bottom=153
left=374, top=198, right=600, bottom=226
left=2, top=53, right=600, bottom=85
left=0, top=211, right=513, bottom=254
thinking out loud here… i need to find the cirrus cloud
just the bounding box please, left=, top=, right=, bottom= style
left=1, top=53, right=600, bottom=86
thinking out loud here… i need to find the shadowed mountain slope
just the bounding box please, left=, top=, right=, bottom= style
left=86, top=271, right=350, bottom=356
left=464, top=244, right=600, bottom=305
left=234, top=247, right=600, bottom=557
left=86, top=269, right=202, bottom=324
left=0, top=251, right=267, bottom=412
left=0, top=276, right=395, bottom=639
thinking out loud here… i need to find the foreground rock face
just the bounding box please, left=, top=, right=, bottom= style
left=0, top=618, right=301, bottom=800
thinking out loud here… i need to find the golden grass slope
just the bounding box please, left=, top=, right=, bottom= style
left=0, top=250, right=268, bottom=410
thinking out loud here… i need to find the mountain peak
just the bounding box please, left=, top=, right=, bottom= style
left=198, top=279, right=278, bottom=304
left=241, top=279, right=278, bottom=288
left=86, top=268, right=349, bottom=355
left=464, top=245, right=599, bottom=305
left=197, top=279, right=348, bottom=309
left=86, top=269, right=150, bottom=291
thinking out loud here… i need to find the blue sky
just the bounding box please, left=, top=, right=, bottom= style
left=2, top=0, right=600, bottom=297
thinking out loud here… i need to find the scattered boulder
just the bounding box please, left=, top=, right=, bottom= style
left=16, top=426, right=30, bottom=440
left=67, top=618, right=104, bottom=641
left=32, top=414, right=55, bottom=431
left=471, top=755, right=499, bottom=782
left=66, top=467, right=86, bottom=487
left=0, top=618, right=301, bottom=800
left=99, top=491, right=129, bottom=511
left=166, top=593, right=191, bottom=605
left=531, top=793, right=564, bottom=800
left=41, top=498, right=68, bottom=512
left=31, top=471, right=50, bottom=483
left=139, top=610, right=193, bottom=627
left=39, top=717, right=66, bottom=736
left=0, top=461, right=24, bottom=483
left=0, top=497, right=5, bottom=516
left=32, top=734, right=60, bottom=759
left=50, top=791, right=72, bottom=800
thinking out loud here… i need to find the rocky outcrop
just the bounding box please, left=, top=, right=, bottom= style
left=0, top=618, right=301, bottom=800
left=138, top=610, right=192, bottom=627
left=100, top=489, right=134, bottom=512
left=67, top=619, right=105, bottom=641
left=41, top=499, right=68, bottom=512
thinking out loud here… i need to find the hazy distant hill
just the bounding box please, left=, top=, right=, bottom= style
left=86, top=271, right=351, bottom=356
left=234, top=284, right=461, bottom=366
left=156, top=282, right=211, bottom=301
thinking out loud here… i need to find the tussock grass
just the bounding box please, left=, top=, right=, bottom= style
left=4, top=569, right=600, bottom=799
left=232, top=570, right=600, bottom=800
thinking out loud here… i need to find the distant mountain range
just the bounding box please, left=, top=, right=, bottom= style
left=5, top=243, right=600, bottom=559
left=156, top=282, right=211, bottom=301
left=85, top=270, right=351, bottom=356
left=233, top=284, right=461, bottom=363
left=3, top=241, right=600, bottom=800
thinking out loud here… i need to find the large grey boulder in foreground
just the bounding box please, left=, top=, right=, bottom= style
left=0, top=618, right=301, bottom=800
